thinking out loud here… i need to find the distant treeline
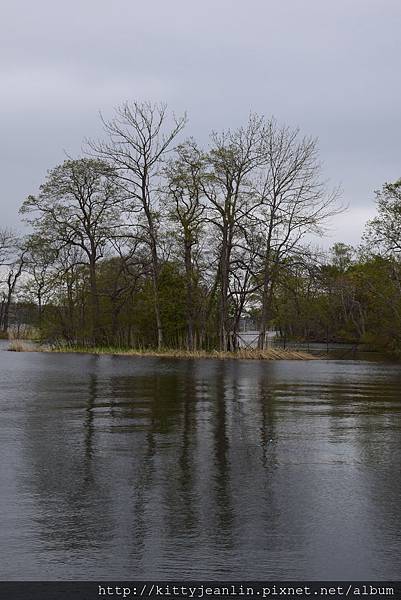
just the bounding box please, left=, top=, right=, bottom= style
left=1, top=101, right=400, bottom=353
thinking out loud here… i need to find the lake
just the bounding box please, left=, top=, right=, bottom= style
left=1, top=344, right=401, bottom=580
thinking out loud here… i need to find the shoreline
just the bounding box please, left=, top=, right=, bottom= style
left=7, top=341, right=321, bottom=360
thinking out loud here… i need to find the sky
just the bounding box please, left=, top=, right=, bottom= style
left=1, top=0, right=401, bottom=248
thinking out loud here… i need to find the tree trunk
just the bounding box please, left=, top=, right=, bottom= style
left=151, top=264, right=163, bottom=350
left=219, top=235, right=231, bottom=351
left=1, top=295, right=11, bottom=334
left=184, top=239, right=194, bottom=351
left=1, top=262, right=24, bottom=335
left=89, top=258, right=101, bottom=345
left=144, top=192, right=164, bottom=350
left=258, top=265, right=270, bottom=350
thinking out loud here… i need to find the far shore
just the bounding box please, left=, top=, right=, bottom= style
left=6, top=340, right=321, bottom=361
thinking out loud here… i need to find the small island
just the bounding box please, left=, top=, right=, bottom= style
left=1, top=103, right=399, bottom=360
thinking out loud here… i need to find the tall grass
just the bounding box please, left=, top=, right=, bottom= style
left=47, top=342, right=320, bottom=360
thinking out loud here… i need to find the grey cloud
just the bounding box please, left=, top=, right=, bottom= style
left=1, top=0, right=401, bottom=245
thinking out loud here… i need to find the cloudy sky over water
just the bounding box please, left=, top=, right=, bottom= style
left=1, top=0, right=401, bottom=247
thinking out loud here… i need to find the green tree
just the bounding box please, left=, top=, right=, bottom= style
left=365, top=179, right=401, bottom=256
left=165, top=139, right=206, bottom=349
left=20, top=158, right=124, bottom=343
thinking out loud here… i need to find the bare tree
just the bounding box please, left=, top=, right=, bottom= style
left=228, top=232, right=263, bottom=349
left=201, top=114, right=266, bottom=350
left=0, top=229, right=26, bottom=334
left=89, top=101, right=187, bottom=349
left=0, top=228, right=17, bottom=265
left=253, top=119, right=342, bottom=348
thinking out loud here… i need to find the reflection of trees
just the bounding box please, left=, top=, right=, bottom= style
left=20, top=356, right=401, bottom=578
left=20, top=356, right=114, bottom=558
left=84, top=373, right=96, bottom=466
left=19, top=356, right=295, bottom=576
left=211, top=362, right=234, bottom=543
left=163, top=361, right=198, bottom=538
left=325, top=367, right=401, bottom=465
left=101, top=359, right=289, bottom=571
left=325, top=367, right=401, bottom=568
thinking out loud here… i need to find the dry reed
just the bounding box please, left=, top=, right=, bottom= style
left=48, top=344, right=320, bottom=360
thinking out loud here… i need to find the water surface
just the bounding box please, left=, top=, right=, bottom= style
left=1, top=347, right=401, bottom=579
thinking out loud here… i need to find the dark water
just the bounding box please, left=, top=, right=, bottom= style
left=1, top=345, right=401, bottom=580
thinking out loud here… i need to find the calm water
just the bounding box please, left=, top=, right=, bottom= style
left=1, top=344, right=401, bottom=580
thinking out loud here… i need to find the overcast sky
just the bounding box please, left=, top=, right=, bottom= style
left=1, top=0, right=400, bottom=247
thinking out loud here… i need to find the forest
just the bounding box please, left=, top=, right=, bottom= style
left=1, top=101, right=400, bottom=354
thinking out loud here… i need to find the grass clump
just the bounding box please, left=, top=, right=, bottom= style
left=7, top=340, right=37, bottom=352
